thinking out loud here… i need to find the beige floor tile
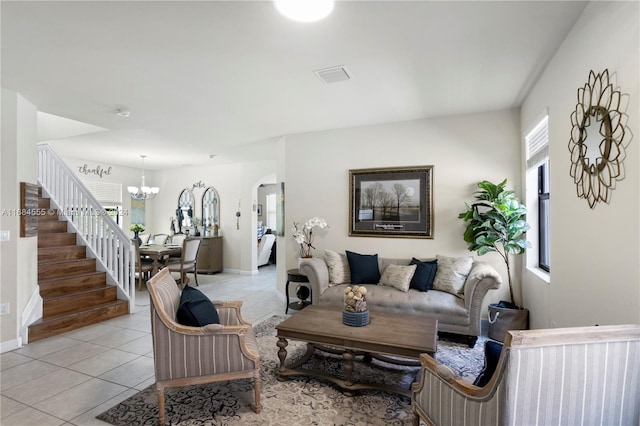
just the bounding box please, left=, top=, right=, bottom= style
left=1, top=406, right=66, bottom=426
left=2, top=368, right=91, bottom=406
left=33, top=378, right=127, bottom=421
left=98, top=356, right=155, bottom=388
left=115, top=334, right=153, bottom=355
left=0, top=352, right=32, bottom=371
left=0, top=395, right=28, bottom=419
left=40, top=342, right=106, bottom=367
left=66, top=349, right=139, bottom=376
left=60, top=324, right=121, bottom=342
left=13, top=335, right=78, bottom=359
left=85, top=328, right=147, bottom=348
left=0, top=360, right=60, bottom=391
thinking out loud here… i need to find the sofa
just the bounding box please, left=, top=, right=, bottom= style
left=299, top=251, right=502, bottom=347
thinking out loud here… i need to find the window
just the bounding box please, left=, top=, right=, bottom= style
left=525, top=115, right=550, bottom=273
left=265, top=193, right=277, bottom=230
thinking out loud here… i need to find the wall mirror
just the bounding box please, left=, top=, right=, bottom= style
left=176, top=188, right=195, bottom=234
left=202, top=186, right=220, bottom=234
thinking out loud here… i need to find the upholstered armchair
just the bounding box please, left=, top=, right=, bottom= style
left=147, top=269, right=261, bottom=425
left=412, top=324, right=640, bottom=426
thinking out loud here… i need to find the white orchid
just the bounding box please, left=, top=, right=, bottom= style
left=292, top=217, right=329, bottom=258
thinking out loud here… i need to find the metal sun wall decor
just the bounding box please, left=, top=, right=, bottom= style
left=568, top=69, right=630, bottom=209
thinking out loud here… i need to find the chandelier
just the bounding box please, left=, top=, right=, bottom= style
left=128, top=155, right=159, bottom=200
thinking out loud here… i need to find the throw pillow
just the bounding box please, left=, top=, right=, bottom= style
left=409, top=257, right=438, bottom=291
left=379, top=264, right=417, bottom=292
left=473, top=340, right=503, bottom=387
left=432, top=255, right=473, bottom=297
left=324, top=249, right=350, bottom=285
left=176, top=285, right=220, bottom=327
left=346, top=250, right=380, bottom=284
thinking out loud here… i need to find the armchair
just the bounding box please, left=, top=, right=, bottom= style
left=147, top=269, right=261, bottom=425
left=412, top=324, right=640, bottom=426
left=257, top=234, right=275, bottom=267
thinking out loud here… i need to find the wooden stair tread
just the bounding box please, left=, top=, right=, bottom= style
left=30, top=300, right=128, bottom=327
left=38, top=271, right=105, bottom=285
left=42, top=284, right=118, bottom=302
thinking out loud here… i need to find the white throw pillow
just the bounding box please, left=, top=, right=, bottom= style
left=432, top=255, right=473, bottom=298
left=325, top=249, right=350, bottom=285
left=379, top=264, right=417, bottom=292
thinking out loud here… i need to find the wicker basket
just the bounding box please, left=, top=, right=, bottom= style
left=342, top=310, right=370, bottom=327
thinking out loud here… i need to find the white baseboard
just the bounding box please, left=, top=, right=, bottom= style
left=1, top=338, right=22, bottom=353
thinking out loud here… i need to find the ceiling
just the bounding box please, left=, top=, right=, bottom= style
left=1, top=1, right=588, bottom=170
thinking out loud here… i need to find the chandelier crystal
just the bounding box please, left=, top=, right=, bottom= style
left=128, top=155, right=159, bottom=200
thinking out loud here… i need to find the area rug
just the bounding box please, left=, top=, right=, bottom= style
left=97, top=315, right=485, bottom=426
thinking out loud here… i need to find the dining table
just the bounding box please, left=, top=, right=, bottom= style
left=139, top=243, right=182, bottom=276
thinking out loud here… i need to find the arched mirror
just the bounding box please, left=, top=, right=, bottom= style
left=176, top=188, right=195, bottom=234
left=202, top=186, right=220, bottom=236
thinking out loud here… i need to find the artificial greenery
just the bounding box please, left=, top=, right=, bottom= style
left=458, top=179, right=530, bottom=306
left=129, top=223, right=145, bottom=233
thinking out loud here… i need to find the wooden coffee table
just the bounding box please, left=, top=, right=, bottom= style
left=276, top=305, right=438, bottom=397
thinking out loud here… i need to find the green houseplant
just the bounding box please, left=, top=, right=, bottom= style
left=458, top=179, right=530, bottom=341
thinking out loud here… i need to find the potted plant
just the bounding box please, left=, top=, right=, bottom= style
left=291, top=217, right=329, bottom=258
left=129, top=223, right=145, bottom=246
left=458, top=179, right=530, bottom=341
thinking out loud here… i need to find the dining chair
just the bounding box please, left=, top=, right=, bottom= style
left=170, top=234, right=186, bottom=247
left=146, top=269, right=261, bottom=425
left=152, top=233, right=169, bottom=245
left=165, top=237, right=201, bottom=286
left=133, top=239, right=154, bottom=290
left=139, top=233, right=151, bottom=244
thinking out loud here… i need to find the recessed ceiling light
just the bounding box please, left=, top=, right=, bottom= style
left=209, top=154, right=216, bottom=159
left=274, top=0, right=334, bottom=22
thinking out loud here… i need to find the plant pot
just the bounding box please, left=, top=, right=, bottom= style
left=343, top=310, right=369, bottom=327
left=488, top=302, right=529, bottom=342
left=297, top=256, right=312, bottom=271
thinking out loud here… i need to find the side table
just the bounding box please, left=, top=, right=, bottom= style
left=285, top=268, right=312, bottom=313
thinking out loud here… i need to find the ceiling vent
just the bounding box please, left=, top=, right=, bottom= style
left=314, top=66, right=352, bottom=84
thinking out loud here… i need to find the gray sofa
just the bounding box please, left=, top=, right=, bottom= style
left=299, top=255, right=502, bottom=347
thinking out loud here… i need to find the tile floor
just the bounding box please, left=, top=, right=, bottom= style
left=1, top=265, right=286, bottom=426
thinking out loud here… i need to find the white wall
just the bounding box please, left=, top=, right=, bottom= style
left=1, top=90, right=38, bottom=350
left=282, top=109, right=522, bottom=315
left=57, top=155, right=159, bottom=233
left=521, top=1, right=640, bottom=328
left=149, top=159, right=277, bottom=272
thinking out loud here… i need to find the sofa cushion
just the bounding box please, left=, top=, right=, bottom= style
left=410, top=258, right=438, bottom=291
left=433, top=255, right=473, bottom=298
left=176, top=285, right=220, bottom=327
left=325, top=249, right=351, bottom=285
left=379, top=264, right=417, bottom=292
left=346, top=251, right=381, bottom=284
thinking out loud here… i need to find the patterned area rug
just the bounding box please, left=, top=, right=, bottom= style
left=97, top=315, right=485, bottom=426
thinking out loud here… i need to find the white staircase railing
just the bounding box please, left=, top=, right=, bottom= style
left=37, top=143, right=135, bottom=306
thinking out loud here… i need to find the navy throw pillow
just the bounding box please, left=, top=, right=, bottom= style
left=176, top=286, right=220, bottom=327
left=473, top=340, right=503, bottom=387
left=409, top=258, right=438, bottom=291
left=346, top=250, right=380, bottom=284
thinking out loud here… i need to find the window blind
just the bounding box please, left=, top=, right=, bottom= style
left=526, top=115, right=549, bottom=168
left=81, top=179, right=122, bottom=205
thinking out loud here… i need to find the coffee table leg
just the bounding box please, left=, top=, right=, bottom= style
left=276, top=337, right=288, bottom=373
left=343, top=350, right=355, bottom=386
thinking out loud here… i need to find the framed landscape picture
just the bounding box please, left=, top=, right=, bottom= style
left=349, top=166, right=433, bottom=238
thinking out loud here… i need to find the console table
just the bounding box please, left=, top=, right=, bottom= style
left=196, top=236, right=223, bottom=273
